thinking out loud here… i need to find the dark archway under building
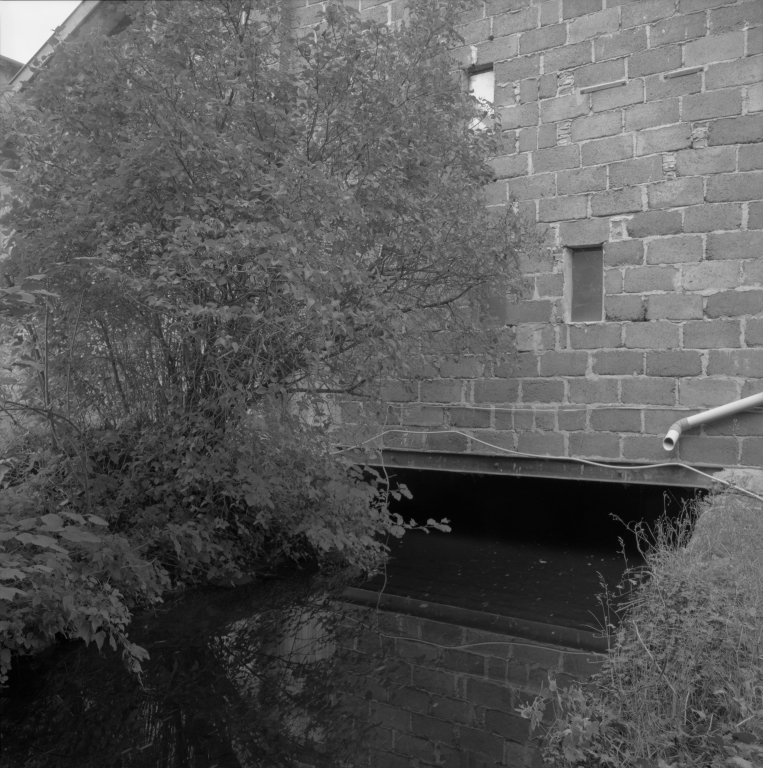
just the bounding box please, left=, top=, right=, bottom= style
left=361, top=469, right=704, bottom=634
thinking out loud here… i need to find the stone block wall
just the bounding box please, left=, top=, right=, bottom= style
left=333, top=0, right=763, bottom=470
left=340, top=605, right=603, bottom=768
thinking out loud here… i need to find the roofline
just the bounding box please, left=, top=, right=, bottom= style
left=9, top=0, right=105, bottom=87
left=0, top=54, right=23, bottom=69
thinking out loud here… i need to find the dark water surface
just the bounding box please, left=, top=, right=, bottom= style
left=361, top=470, right=702, bottom=631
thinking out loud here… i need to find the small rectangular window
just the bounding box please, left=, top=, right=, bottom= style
left=568, top=247, right=603, bottom=323
left=468, top=68, right=494, bottom=131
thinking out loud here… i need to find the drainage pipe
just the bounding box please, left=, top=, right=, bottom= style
left=663, top=390, right=763, bottom=451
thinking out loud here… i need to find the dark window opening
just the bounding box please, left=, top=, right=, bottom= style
left=569, top=246, right=604, bottom=323
left=362, top=470, right=703, bottom=633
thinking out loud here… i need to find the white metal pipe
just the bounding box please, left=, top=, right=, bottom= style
left=663, top=390, right=763, bottom=451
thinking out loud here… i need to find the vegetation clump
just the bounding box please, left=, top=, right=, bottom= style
left=520, top=490, right=763, bottom=767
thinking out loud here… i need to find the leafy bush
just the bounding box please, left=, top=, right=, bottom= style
left=519, top=491, right=763, bottom=767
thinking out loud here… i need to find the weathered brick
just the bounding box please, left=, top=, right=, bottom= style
left=582, top=134, right=633, bottom=166
left=706, top=55, right=763, bottom=91
left=568, top=431, right=621, bottom=457
left=474, top=379, right=520, bottom=403
left=538, top=122, right=558, bottom=147
left=647, top=178, right=704, bottom=209
left=539, top=351, right=588, bottom=375
left=683, top=320, right=742, bottom=348
left=370, top=702, right=413, bottom=732
left=679, top=0, right=737, bottom=12
left=604, top=268, right=621, bottom=295
left=604, top=240, right=643, bottom=266
left=623, top=434, right=675, bottom=460
left=429, top=695, right=474, bottom=725
left=593, top=350, right=644, bottom=374
left=533, top=145, right=581, bottom=172
left=389, top=686, right=430, bottom=713
left=456, top=18, right=492, bottom=44
left=684, top=30, right=745, bottom=67
left=624, top=99, right=680, bottom=132
left=628, top=210, right=682, bottom=238
left=561, top=0, right=600, bottom=19
left=624, top=321, right=680, bottom=348
left=707, top=350, right=763, bottom=378
left=460, top=726, right=505, bottom=761
left=521, top=378, right=565, bottom=402
left=568, top=324, right=622, bottom=349
left=683, top=203, right=742, bottom=233
left=543, top=40, right=593, bottom=72
left=748, top=25, right=763, bottom=56
left=629, top=45, right=682, bottom=78
left=646, top=293, right=703, bottom=320
left=576, top=58, right=627, bottom=89
left=643, top=407, right=698, bottom=435
left=420, top=380, right=462, bottom=403
left=742, top=438, right=763, bottom=465
left=557, top=166, right=607, bottom=194
left=493, top=6, right=539, bottom=36
left=591, top=187, right=643, bottom=216
left=621, top=377, right=676, bottom=404
left=393, top=734, right=436, bottom=763
left=449, top=407, right=492, bottom=429
left=611, top=156, right=664, bottom=189
left=483, top=180, right=508, bottom=206
left=706, top=172, right=763, bottom=203
left=536, top=273, right=565, bottom=296
left=624, top=266, right=677, bottom=293
left=636, top=124, right=692, bottom=156
left=590, top=408, right=641, bottom=431
left=645, top=72, right=702, bottom=102
left=426, top=431, right=469, bottom=452
left=743, top=258, right=763, bottom=287
left=567, top=8, right=619, bottom=43
left=540, top=93, right=590, bottom=123
left=495, top=54, right=541, bottom=83
left=505, top=299, right=554, bottom=324
left=484, top=709, right=531, bottom=741
left=595, top=27, right=648, bottom=61
left=520, top=24, right=567, bottom=55
left=558, top=407, right=587, bottom=430
left=747, top=75, right=763, bottom=113
left=683, top=89, right=744, bottom=121
left=499, top=102, right=540, bottom=130
left=679, top=378, right=741, bottom=407
left=646, top=350, right=703, bottom=376
left=570, top=112, right=622, bottom=142
left=411, top=667, right=458, bottom=697
left=520, top=78, right=540, bottom=103
left=567, top=377, right=619, bottom=402
left=605, top=294, right=646, bottom=320
left=441, top=648, right=486, bottom=676
left=508, top=173, right=557, bottom=200
left=490, top=154, right=529, bottom=179
left=744, top=318, right=763, bottom=347
left=495, top=352, right=539, bottom=377
left=559, top=217, right=609, bottom=246
left=486, top=0, right=534, bottom=13
left=708, top=115, right=763, bottom=146
left=622, top=0, right=676, bottom=27
left=475, top=36, right=519, bottom=66
left=402, top=405, right=445, bottom=426
left=706, top=290, right=763, bottom=317
left=678, top=435, right=740, bottom=464
left=538, top=195, right=588, bottom=221
left=750, top=202, right=763, bottom=230
left=540, top=0, right=562, bottom=26
left=740, top=145, right=763, bottom=172
left=411, top=712, right=456, bottom=745
left=682, top=261, right=740, bottom=291
left=707, top=232, right=761, bottom=261
left=709, top=1, right=763, bottom=33
left=649, top=12, right=707, bottom=47
left=591, top=79, right=645, bottom=111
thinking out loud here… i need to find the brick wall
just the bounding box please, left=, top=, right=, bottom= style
left=318, top=0, right=763, bottom=469
left=340, top=605, right=603, bottom=768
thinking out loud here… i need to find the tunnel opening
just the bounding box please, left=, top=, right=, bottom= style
left=361, top=469, right=704, bottom=634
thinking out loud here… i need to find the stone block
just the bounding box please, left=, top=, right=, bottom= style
left=593, top=350, right=644, bottom=375
left=647, top=178, right=704, bottom=209
left=707, top=232, right=762, bottom=261
left=559, top=217, right=609, bottom=246
left=568, top=431, right=621, bottom=457
left=533, top=145, right=581, bottom=172
left=708, top=115, right=763, bottom=146
left=709, top=1, right=763, bottom=34
left=682, top=88, right=744, bottom=121
left=629, top=45, right=682, bottom=78
left=557, top=165, right=607, bottom=194
left=591, top=187, right=643, bottom=216
left=499, top=102, right=540, bottom=130
left=540, top=93, right=590, bottom=122
left=683, top=203, right=742, bottom=233
left=490, top=154, right=529, bottom=180
left=684, top=30, right=745, bottom=67
left=569, top=324, right=622, bottom=349
left=474, top=379, right=520, bottom=403
left=610, top=155, right=664, bottom=188
left=622, top=0, right=676, bottom=26
left=683, top=319, right=742, bottom=348
left=682, top=261, right=740, bottom=291
left=621, top=377, right=676, bottom=405
left=519, top=24, right=567, bottom=54
left=590, top=408, right=641, bottom=431
left=576, top=58, right=627, bottom=89
left=707, top=350, right=763, bottom=378
left=638, top=127, right=692, bottom=162
left=624, top=321, right=680, bottom=348
left=645, top=350, right=703, bottom=376
left=570, top=112, right=622, bottom=142
left=628, top=210, right=682, bottom=238
left=567, top=377, right=619, bottom=402
left=646, top=294, right=703, bottom=320
left=426, top=431, right=469, bottom=452
left=495, top=53, right=541, bottom=83
left=739, top=145, right=763, bottom=172
left=521, top=378, right=565, bottom=402
left=508, top=173, right=557, bottom=200
left=649, top=12, right=707, bottom=47
left=582, top=134, right=633, bottom=166
left=706, top=55, right=763, bottom=90
left=595, top=27, right=648, bottom=61
left=678, top=378, right=741, bottom=408
left=604, top=240, right=643, bottom=266
left=543, top=40, right=593, bottom=72
left=538, top=195, right=588, bottom=221
left=605, top=294, right=646, bottom=320
left=539, top=351, right=589, bottom=375
left=624, top=99, right=680, bottom=132
left=624, top=266, right=677, bottom=293
left=706, top=290, right=763, bottom=318
left=567, top=8, right=619, bottom=43
left=493, top=6, right=539, bottom=36
left=591, top=79, right=645, bottom=111
left=623, top=434, right=676, bottom=460
left=706, top=172, right=763, bottom=203
left=750, top=203, right=763, bottom=230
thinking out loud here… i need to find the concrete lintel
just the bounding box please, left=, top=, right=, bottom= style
left=346, top=448, right=718, bottom=488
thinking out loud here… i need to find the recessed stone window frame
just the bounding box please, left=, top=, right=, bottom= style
left=565, top=246, right=604, bottom=324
